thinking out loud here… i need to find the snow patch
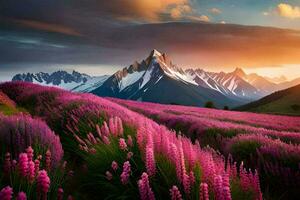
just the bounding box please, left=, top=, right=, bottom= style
left=119, top=71, right=145, bottom=91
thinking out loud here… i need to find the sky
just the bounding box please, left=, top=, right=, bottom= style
left=1, top=0, right=300, bottom=81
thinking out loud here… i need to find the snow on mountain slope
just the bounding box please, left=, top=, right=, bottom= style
left=71, top=75, right=109, bottom=92
left=12, top=70, right=108, bottom=92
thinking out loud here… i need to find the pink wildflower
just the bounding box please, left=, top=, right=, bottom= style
left=101, top=121, right=110, bottom=136
left=117, top=117, right=123, bottom=135
left=119, top=138, right=127, bottom=150
left=120, top=161, right=131, bottom=184
left=127, top=151, right=134, bottom=160
left=106, top=171, right=113, bottom=181
left=200, top=183, right=209, bottom=200
left=170, top=185, right=182, bottom=200
left=109, top=117, right=117, bottom=136
left=96, top=124, right=102, bottom=138
left=145, top=145, right=156, bottom=176
left=183, top=172, right=190, bottom=195
left=214, top=175, right=223, bottom=200
left=111, top=161, right=118, bottom=171
left=0, top=186, right=13, bottom=200
left=26, top=146, right=34, bottom=161
left=18, top=153, right=28, bottom=178
left=222, top=173, right=231, bottom=200
left=28, top=160, right=35, bottom=183
left=37, top=170, right=50, bottom=199
left=17, top=192, right=27, bottom=200
left=189, top=171, right=195, bottom=186
left=138, top=172, right=155, bottom=200
left=57, top=188, right=64, bottom=200
left=102, top=136, right=110, bottom=145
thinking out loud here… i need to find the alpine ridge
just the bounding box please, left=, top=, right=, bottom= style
left=12, top=70, right=109, bottom=92
left=11, top=49, right=300, bottom=108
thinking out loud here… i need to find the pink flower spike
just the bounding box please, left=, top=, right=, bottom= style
left=18, top=153, right=28, bottom=178
left=17, top=192, right=27, bottom=200
left=102, top=136, right=110, bottom=145
left=111, top=161, right=118, bottom=171
left=145, top=145, right=156, bottom=177
left=96, top=124, right=102, bottom=138
left=106, top=171, right=113, bottom=181
left=101, top=121, right=110, bottom=136
left=119, top=138, right=127, bottom=151
left=0, top=186, right=13, bottom=200
left=28, top=161, right=35, bottom=183
left=138, top=172, right=155, bottom=200
left=127, top=152, right=134, bottom=160
left=57, top=188, right=64, bottom=200
left=120, top=161, right=131, bottom=184
left=200, top=183, right=209, bottom=200
left=26, top=146, right=34, bottom=161
left=170, top=185, right=182, bottom=200
left=37, top=170, right=50, bottom=198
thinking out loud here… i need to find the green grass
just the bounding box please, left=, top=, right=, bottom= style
left=238, top=84, right=300, bottom=116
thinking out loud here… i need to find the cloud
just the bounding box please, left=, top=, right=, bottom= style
left=187, top=15, right=210, bottom=22
left=262, top=12, right=270, bottom=16
left=209, top=8, right=221, bottom=15
left=277, top=3, right=300, bottom=19
left=89, top=0, right=191, bottom=22
left=170, top=4, right=192, bottom=19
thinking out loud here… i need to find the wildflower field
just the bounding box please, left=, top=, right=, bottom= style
left=0, top=82, right=298, bottom=199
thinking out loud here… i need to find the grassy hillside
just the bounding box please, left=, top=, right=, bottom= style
left=237, top=84, right=300, bottom=115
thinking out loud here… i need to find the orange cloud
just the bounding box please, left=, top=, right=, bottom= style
left=187, top=15, right=210, bottom=22
left=94, top=0, right=208, bottom=22
left=98, top=0, right=190, bottom=22
left=277, top=3, right=300, bottom=19
left=170, top=4, right=192, bottom=19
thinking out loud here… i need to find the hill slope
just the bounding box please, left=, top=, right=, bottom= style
left=237, top=84, right=300, bottom=115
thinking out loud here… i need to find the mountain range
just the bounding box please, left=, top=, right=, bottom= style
left=12, top=49, right=300, bottom=108
left=12, top=70, right=109, bottom=92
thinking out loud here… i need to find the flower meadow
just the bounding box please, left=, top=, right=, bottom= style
left=0, top=82, right=264, bottom=200
left=112, top=98, right=300, bottom=199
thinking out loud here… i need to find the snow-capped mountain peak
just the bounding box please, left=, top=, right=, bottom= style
left=150, top=49, right=162, bottom=57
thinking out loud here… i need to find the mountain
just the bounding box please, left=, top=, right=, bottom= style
left=236, top=84, right=300, bottom=115
left=205, top=68, right=265, bottom=100
left=264, top=75, right=287, bottom=84
left=11, top=50, right=300, bottom=108
left=12, top=70, right=109, bottom=92
left=210, top=67, right=300, bottom=98
left=91, top=49, right=244, bottom=108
